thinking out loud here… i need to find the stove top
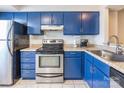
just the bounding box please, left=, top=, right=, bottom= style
left=36, top=39, right=64, bottom=54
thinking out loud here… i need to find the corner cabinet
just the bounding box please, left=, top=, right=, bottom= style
left=64, top=51, right=82, bottom=79
left=84, top=53, right=110, bottom=88
left=20, top=51, right=36, bottom=79
left=64, top=12, right=82, bottom=35
left=82, top=12, right=99, bottom=35
left=27, top=12, right=44, bottom=35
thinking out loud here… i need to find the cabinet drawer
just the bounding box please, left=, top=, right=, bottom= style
left=21, top=70, right=35, bottom=79
left=21, top=63, right=35, bottom=70
left=21, top=58, right=35, bottom=63
left=85, top=53, right=93, bottom=63
left=94, top=58, right=110, bottom=77
left=64, top=51, right=81, bottom=58
left=21, top=51, right=35, bottom=58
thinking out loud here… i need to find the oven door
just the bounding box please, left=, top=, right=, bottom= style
left=36, top=54, right=63, bottom=73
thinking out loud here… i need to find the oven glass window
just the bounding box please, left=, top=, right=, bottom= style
left=39, top=56, right=60, bottom=68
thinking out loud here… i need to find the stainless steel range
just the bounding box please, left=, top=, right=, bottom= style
left=36, top=39, right=64, bottom=83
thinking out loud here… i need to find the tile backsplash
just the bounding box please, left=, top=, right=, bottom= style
left=30, top=31, right=97, bottom=46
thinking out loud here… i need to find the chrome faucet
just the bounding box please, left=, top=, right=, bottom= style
left=107, top=35, right=123, bottom=55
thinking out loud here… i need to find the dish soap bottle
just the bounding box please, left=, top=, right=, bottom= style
left=73, top=40, right=77, bottom=47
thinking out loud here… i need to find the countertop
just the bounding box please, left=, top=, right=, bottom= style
left=20, top=44, right=124, bottom=74
left=20, top=44, right=41, bottom=51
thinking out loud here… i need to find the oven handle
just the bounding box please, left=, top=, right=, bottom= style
left=36, top=74, right=63, bottom=78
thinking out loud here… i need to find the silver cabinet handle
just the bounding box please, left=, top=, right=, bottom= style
left=104, top=76, right=109, bottom=81
left=90, top=66, right=93, bottom=73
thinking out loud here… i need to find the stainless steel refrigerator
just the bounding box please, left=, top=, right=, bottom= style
left=0, top=20, right=29, bottom=85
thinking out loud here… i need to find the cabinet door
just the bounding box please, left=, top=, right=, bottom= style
left=82, top=12, right=99, bottom=35
left=14, top=12, right=27, bottom=25
left=28, top=12, right=43, bottom=35
left=93, top=66, right=110, bottom=88
left=0, top=12, right=13, bottom=20
left=64, top=12, right=82, bottom=35
left=84, top=60, right=93, bottom=88
left=64, top=58, right=82, bottom=79
left=52, top=12, right=63, bottom=25
left=41, top=12, right=51, bottom=25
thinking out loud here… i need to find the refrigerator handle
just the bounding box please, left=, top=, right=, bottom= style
left=7, top=22, right=13, bottom=56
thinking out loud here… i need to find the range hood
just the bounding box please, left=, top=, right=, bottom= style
left=41, top=25, right=64, bottom=31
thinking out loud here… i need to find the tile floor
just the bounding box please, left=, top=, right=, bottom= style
left=0, top=79, right=122, bottom=88
left=0, top=80, right=89, bottom=88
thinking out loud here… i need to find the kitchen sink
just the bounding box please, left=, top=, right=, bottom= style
left=89, top=50, right=124, bottom=62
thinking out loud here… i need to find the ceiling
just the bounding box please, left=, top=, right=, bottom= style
left=0, top=5, right=124, bottom=12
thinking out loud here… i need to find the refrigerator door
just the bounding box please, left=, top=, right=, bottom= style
left=0, top=20, right=12, bottom=40
left=0, top=40, right=13, bottom=85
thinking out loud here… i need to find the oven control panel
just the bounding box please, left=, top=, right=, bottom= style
left=42, top=39, right=63, bottom=44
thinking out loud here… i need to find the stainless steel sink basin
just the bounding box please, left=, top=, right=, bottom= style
left=89, top=50, right=124, bottom=62
left=111, top=54, right=124, bottom=62
left=89, top=50, right=112, bottom=60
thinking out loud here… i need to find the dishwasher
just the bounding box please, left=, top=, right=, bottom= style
left=110, top=67, right=124, bottom=88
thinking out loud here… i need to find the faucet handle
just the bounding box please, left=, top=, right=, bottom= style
left=116, top=45, right=123, bottom=55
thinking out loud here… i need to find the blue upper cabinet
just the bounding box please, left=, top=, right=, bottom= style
left=41, top=12, right=51, bottom=25
left=81, top=12, right=99, bottom=35
left=28, top=12, right=43, bottom=35
left=52, top=12, right=63, bottom=25
left=64, top=12, right=82, bottom=35
left=0, top=12, right=13, bottom=20
left=41, top=12, right=63, bottom=25
left=14, top=12, right=27, bottom=25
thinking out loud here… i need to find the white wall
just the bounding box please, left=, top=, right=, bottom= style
left=30, top=32, right=97, bottom=45
left=23, top=6, right=109, bottom=45
left=118, top=9, right=124, bottom=44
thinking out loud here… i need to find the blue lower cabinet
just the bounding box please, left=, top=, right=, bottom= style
left=84, top=52, right=110, bottom=88
left=84, top=60, right=93, bottom=87
left=64, top=58, right=82, bottom=79
left=21, top=70, right=35, bottom=79
left=93, top=66, right=110, bottom=88
left=20, top=51, right=35, bottom=79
